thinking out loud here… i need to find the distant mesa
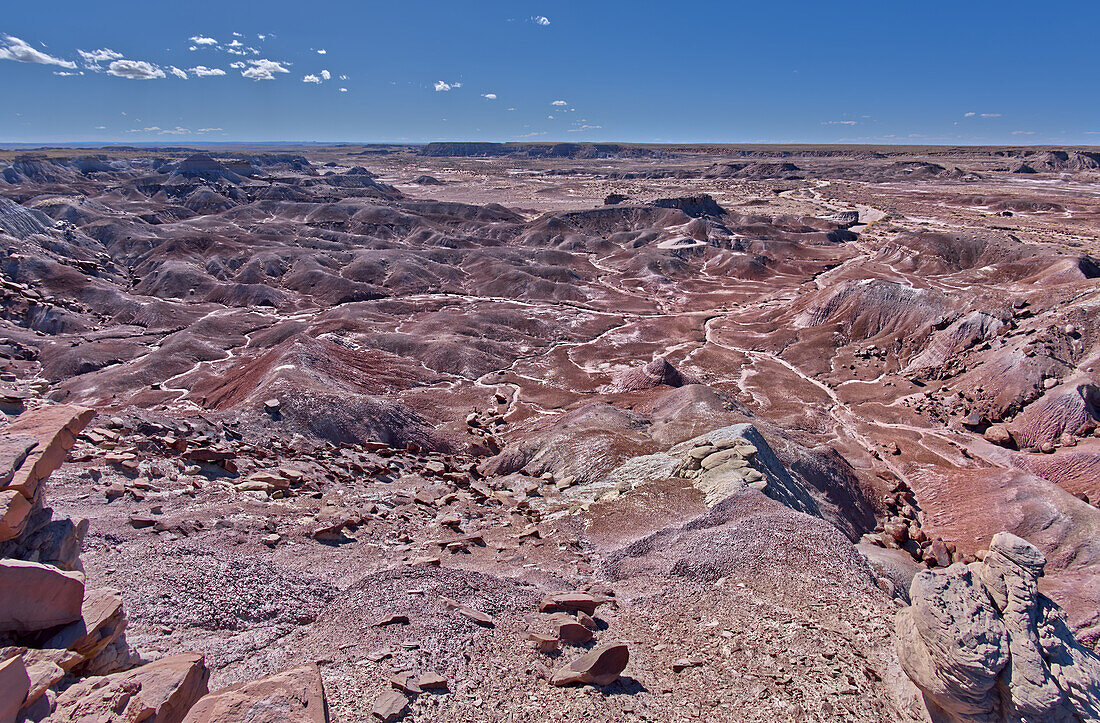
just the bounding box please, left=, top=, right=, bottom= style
left=650, top=194, right=726, bottom=218
left=412, top=175, right=444, bottom=185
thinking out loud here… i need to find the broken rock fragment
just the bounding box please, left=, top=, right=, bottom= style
left=550, top=643, right=629, bottom=687
left=372, top=690, right=409, bottom=722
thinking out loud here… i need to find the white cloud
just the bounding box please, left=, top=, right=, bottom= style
left=95, top=125, right=106, bottom=129
left=506, top=107, right=516, bottom=111
left=107, top=59, right=166, bottom=80
left=566, top=124, right=602, bottom=132
left=190, top=35, right=218, bottom=46
left=339, top=87, right=348, bottom=92
left=188, top=65, right=226, bottom=77
left=197, top=127, right=222, bottom=132
left=232, top=32, right=244, bottom=38
left=53, top=70, right=82, bottom=76
left=981, top=113, right=1001, bottom=118
left=78, top=48, right=123, bottom=66
left=434, top=80, right=461, bottom=91
left=317, top=49, right=327, bottom=54
left=320, top=69, right=331, bottom=80
left=964, top=112, right=976, bottom=117
left=169, top=66, right=188, bottom=79
left=482, top=93, right=497, bottom=99
left=533, top=16, right=550, bottom=25
left=551, top=99, right=567, bottom=106
left=821, top=120, right=857, bottom=125
left=160, top=126, right=190, bottom=135
left=0, top=35, right=77, bottom=68
left=126, top=126, right=162, bottom=133
left=1011, top=130, right=1036, bottom=135
left=303, top=73, right=321, bottom=83
left=240, top=58, right=290, bottom=80
left=227, top=39, right=243, bottom=48
left=229, top=61, right=246, bottom=69
left=257, top=34, right=267, bottom=41
left=339, top=74, right=348, bottom=80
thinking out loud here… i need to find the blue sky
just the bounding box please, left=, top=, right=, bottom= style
left=1, top=1, right=1098, bottom=145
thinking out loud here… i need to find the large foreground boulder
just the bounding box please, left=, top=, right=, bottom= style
left=896, top=532, right=1100, bottom=722
left=48, top=653, right=210, bottom=723
left=0, top=559, right=84, bottom=634
left=182, top=663, right=326, bottom=722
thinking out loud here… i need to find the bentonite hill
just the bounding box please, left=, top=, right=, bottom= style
left=2, top=143, right=1100, bottom=722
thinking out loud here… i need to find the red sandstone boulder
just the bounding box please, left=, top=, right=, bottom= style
left=0, top=559, right=84, bottom=634
left=50, top=653, right=209, bottom=723
left=182, top=663, right=325, bottom=723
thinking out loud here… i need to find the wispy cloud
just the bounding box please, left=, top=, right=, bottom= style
left=532, top=16, right=551, bottom=25
left=0, top=35, right=77, bottom=69
left=821, top=120, right=857, bottom=126
left=566, top=124, right=602, bottom=132
left=482, top=93, right=497, bottom=100
left=239, top=58, right=290, bottom=81
left=434, top=80, right=461, bottom=91
left=321, top=69, right=330, bottom=80
left=78, top=48, right=123, bottom=66
left=168, top=66, right=188, bottom=79
left=339, top=87, right=348, bottom=92
left=107, top=59, right=166, bottom=80
left=964, top=112, right=1002, bottom=118
left=188, top=65, right=225, bottom=77
left=551, top=99, right=567, bottom=106
left=196, top=127, right=222, bottom=133
left=1011, top=130, right=1036, bottom=135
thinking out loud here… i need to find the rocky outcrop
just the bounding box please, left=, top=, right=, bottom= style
left=896, top=532, right=1100, bottom=722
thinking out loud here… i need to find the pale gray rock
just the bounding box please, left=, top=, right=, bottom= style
left=896, top=531, right=1100, bottom=722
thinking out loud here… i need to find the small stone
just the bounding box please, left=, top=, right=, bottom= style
left=372, top=690, right=408, bottom=722
left=418, top=673, right=448, bottom=691
left=388, top=672, right=422, bottom=695
left=373, top=614, right=410, bottom=627
left=456, top=606, right=493, bottom=627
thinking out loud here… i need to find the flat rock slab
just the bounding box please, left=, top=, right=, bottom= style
left=1, top=404, right=93, bottom=500
left=183, top=663, right=325, bottom=723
